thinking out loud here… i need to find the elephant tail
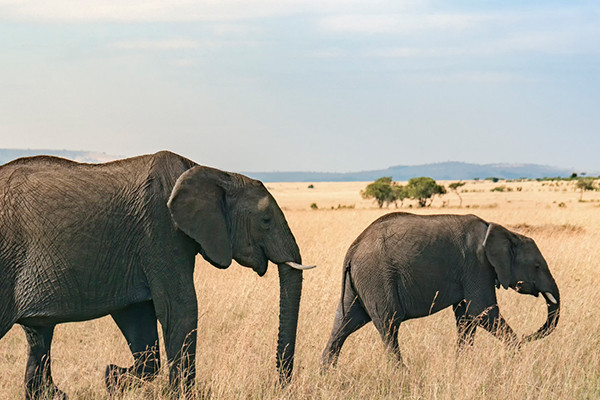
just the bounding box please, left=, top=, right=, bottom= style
left=340, top=257, right=353, bottom=317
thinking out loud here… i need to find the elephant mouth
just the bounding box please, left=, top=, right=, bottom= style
left=514, top=281, right=559, bottom=305
left=233, top=244, right=268, bottom=276
left=514, top=281, right=539, bottom=297
left=250, top=246, right=269, bottom=277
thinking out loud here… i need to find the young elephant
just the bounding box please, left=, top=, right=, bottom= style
left=322, top=213, right=560, bottom=368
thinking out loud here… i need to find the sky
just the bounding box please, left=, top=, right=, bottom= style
left=1, top=0, right=599, bottom=173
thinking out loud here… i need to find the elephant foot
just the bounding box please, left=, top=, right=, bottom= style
left=105, top=362, right=161, bottom=395
left=319, top=359, right=337, bottom=374
left=25, top=385, right=67, bottom=400
left=52, top=388, right=68, bottom=400
left=105, top=364, right=135, bottom=394
left=319, top=349, right=341, bottom=373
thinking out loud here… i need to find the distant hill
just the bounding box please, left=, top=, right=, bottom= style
left=0, top=150, right=584, bottom=182
left=0, top=149, right=120, bottom=165
left=245, top=162, right=583, bottom=182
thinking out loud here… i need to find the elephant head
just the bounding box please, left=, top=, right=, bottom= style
left=167, top=165, right=313, bottom=381
left=483, top=223, right=560, bottom=342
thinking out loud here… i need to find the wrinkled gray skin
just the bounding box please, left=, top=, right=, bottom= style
left=0, top=151, right=305, bottom=399
left=322, top=213, right=560, bottom=368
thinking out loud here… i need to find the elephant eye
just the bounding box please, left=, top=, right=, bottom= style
left=262, top=216, right=272, bottom=224
left=535, top=264, right=540, bottom=270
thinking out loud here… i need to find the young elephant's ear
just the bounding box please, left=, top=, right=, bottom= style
left=482, top=223, right=514, bottom=289
left=168, top=166, right=233, bottom=268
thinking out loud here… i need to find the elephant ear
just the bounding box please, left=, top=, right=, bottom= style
left=482, top=223, right=515, bottom=289
left=167, top=166, right=233, bottom=268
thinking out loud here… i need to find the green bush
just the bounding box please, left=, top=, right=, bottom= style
left=361, top=177, right=408, bottom=208
left=576, top=178, right=597, bottom=200
left=448, top=181, right=466, bottom=207
left=405, top=177, right=446, bottom=208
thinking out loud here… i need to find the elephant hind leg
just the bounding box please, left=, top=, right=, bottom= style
left=321, top=286, right=371, bottom=369
left=371, top=312, right=404, bottom=366
left=106, top=300, right=160, bottom=394
left=21, top=324, right=67, bottom=400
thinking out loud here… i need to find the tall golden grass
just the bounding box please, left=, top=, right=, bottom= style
left=2, top=179, right=600, bottom=399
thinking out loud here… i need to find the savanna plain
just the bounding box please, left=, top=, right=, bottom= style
left=2, top=179, right=600, bottom=399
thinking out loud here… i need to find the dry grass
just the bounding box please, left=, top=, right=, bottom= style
left=2, top=179, right=600, bottom=399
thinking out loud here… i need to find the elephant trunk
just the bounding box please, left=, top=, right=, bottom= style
left=276, top=263, right=303, bottom=383
left=522, top=288, right=560, bottom=343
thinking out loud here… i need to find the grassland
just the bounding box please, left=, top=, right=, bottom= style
left=2, top=179, right=600, bottom=399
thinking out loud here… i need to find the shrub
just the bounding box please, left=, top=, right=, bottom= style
left=448, top=181, right=466, bottom=207
left=576, top=178, right=597, bottom=200
left=361, top=177, right=394, bottom=208
left=310, top=203, right=318, bottom=210
left=405, top=177, right=446, bottom=207
left=361, top=177, right=407, bottom=208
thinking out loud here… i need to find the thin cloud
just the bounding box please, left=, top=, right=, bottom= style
left=409, top=71, right=539, bottom=84
left=0, top=0, right=416, bottom=22
left=171, top=59, right=197, bottom=67
left=318, top=13, right=489, bottom=35
left=109, top=39, right=199, bottom=50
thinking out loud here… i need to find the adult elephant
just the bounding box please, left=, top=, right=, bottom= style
left=321, top=212, right=560, bottom=368
left=0, top=151, right=314, bottom=399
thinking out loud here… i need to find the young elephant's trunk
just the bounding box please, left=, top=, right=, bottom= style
left=522, top=289, right=560, bottom=342
left=276, top=263, right=303, bottom=383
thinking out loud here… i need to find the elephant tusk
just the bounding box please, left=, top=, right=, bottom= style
left=544, top=292, right=558, bottom=305
left=285, top=261, right=316, bottom=270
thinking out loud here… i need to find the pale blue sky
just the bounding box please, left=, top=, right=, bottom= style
left=1, top=0, right=598, bottom=172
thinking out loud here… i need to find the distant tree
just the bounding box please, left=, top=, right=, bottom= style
left=576, top=178, right=597, bottom=201
left=362, top=177, right=410, bottom=208
left=406, top=177, right=446, bottom=207
left=391, top=184, right=410, bottom=208
left=361, top=177, right=394, bottom=208
left=448, top=181, right=466, bottom=207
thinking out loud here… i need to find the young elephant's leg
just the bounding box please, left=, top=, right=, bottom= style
left=453, top=300, right=477, bottom=352
left=105, top=300, right=161, bottom=394
left=358, top=280, right=405, bottom=366
left=321, top=291, right=371, bottom=369
left=477, top=305, right=518, bottom=346
left=21, top=324, right=67, bottom=400
left=372, top=314, right=404, bottom=365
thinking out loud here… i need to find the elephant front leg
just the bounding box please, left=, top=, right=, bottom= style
left=152, top=280, right=199, bottom=395
left=453, top=300, right=477, bottom=353
left=164, top=322, right=197, bottom=394
left=477, top=305, right=518, bottom=347
left=106, top=301, right=161, bottom=394
left=21, top=324, right=67, bottom=400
